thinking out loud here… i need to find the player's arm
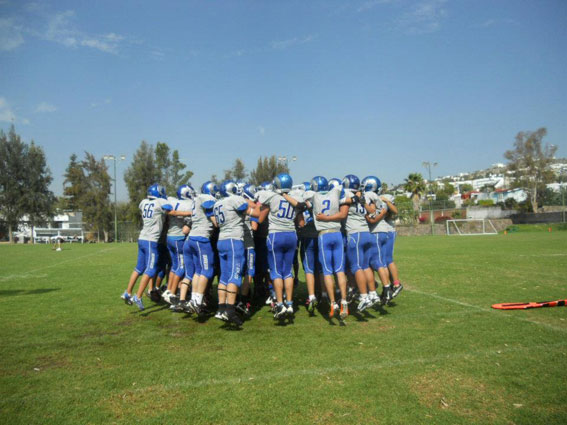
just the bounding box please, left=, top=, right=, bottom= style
left=258, top=205, right=270, bottom=224
left=182, top=225, right=191, bottom=235
left=168, top=209, right=192, bottom=217
left=366, top=207, right=387, bottom=224
left=296, top=212, right=306, bottom=228
left=381, top=196, right=398, bottom=215
left=282, top=193, right=308, bottom=212
left=250, top=217, right=259, bottom=231
left=316, top=204, right=349, bottom=222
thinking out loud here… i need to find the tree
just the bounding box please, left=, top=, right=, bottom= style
left=459, top=183, right=473, bottom=193
left=63, top=153, right=112, bottom=241
left=0, top=126, right=28, bottom=242
left=0, top=125, right=54, bottom=243
left=124, top=141, right=161, bottom=225
left=63, top=154, right=85, bottom=211
left=249, top=156, right=289, bottom=185
left=403, top=172, right=426, bottom=214
left=80, top=153, right=112, bottom=242
left=124, top=141, right=193, bottom=226
left=223, top=158, right=247, bottom=182
left=23, top=142, right=55, bottom=240
left=504, top=128, right=558, bottom=213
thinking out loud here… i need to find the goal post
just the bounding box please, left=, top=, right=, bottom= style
left=446, top=219, right=498, bottom=236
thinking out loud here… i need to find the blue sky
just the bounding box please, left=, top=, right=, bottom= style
left=1, top=0, right=566, bottom=200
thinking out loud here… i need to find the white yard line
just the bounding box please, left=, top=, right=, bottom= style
left=406, top=287, right=567, bottom=334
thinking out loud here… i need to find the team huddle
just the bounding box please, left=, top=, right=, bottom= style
left=121, top=173, right=403, bottom=327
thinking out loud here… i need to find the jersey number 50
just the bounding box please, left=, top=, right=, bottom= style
left=276, top=200, right=295, bottom=219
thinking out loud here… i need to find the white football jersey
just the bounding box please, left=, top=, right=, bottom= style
left=138, top=197, right=172, bottom=242
left=257, top=191, right=297, bottom=233
left=189, top=194, right=216, bottom=239
left=167, top=197, right=194, bottom=238
left=363, top=192, right=388, bottom=233
left=344, top=188, right=370, bottom=235
left=302, top=185, right=346, bottom=232
left=214, top=194, right=249, bottom=241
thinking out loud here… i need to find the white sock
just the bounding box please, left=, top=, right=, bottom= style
left=194, top=293, right=204, bottom=305
left=309, top=294, right=316, bottom=301
left=369, top=291, right=377, bottom=298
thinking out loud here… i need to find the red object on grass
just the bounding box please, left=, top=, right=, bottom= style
left=492, top=300, right=566, bottom=310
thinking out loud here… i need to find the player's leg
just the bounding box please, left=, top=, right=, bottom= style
left=281, top=232, right=298, bottom=315
left=133, top=241, right=159, bottom=310
left=124, top=240, right=146, bottom=301
left=318, top=233, right=339, bottom=316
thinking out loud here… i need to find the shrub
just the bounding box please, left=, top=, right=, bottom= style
left=478, top=200, right=494, bottom=207
left=418, top=216, right=427, bottom=223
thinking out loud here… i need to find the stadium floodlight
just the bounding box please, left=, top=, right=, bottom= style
left=103, top=154, right=127, bottom=243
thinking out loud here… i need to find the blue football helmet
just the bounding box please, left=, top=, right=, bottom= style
left=303, top=181, right=312, bottom=191
left=361, top=176, right=381, bottom=193
left=220, top=180, right=238, bottom=197
left=342, top=174, right=360, bottom=190
left=147, top=183, right=166, bottom=199
left=177, top=184, right=195, bottom=200
left=328, top=178, right=342, bottom=190
left=242, top=184, right=257, bottom=200
left=201, top=181, right=219, bottom=196
left=260, top=181, right=274, bottom=191
left=310, top=176, right=328, bottom=192
left=273, top=173, right=293, bottom=193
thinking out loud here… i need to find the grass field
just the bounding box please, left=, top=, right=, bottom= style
left=1, top=231, right=566, bottom=425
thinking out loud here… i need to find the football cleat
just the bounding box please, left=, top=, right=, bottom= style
left=236, top=301, right=251, bottom=316
left=340, top=301, right=349, bottom=320
left=132, top=295, right=144, bottom=311
left=189, top=299, right=201, bottom=315
left=226, top=310, right=243, bottom=326
left=392, top=283, right=404, bottom=298
left=306, top=297, right=318, bottom=313
left=285, top=302, right=294, bottom=317
left=170, top=302, right=185, bottom=312
left=121, top=291, right=133, bottom=305
left=357, top=296, right=372, bottom=312
left=381, top=286, right=393, bottom=305
left=214, top=310, right=228, bottom=321
left=330, top=302, right=340, bottom=318
left=273, top=303, right=287, bottom=319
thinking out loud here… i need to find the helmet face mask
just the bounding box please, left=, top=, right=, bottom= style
left=220, top=180, right=238, bottom=197
left=342, top=174, right=360, bottom=190
left=177, top=184, right=195, bottom=200
left=273, top=173, right=293, bottom=193
left=328, top=178, right=341, bottom=190
left=259, top=181, right=274, bottom=192
left=148, top=183, right=167, bottom=199
left=310, top=176, right=328, bottom=192
left=242, top=184, right=257, bottom=200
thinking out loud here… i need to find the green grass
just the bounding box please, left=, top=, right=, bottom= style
left=1, top=233, right=566, bottom=425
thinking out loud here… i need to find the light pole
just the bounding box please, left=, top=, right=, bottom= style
left=277, top=155, right=297, bottom=172
left=103, top=154, right=126, bottom=243
left=422, top=161, right=438, bottom=235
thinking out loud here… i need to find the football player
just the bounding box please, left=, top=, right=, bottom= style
left=213, top=180, right=259, bottom=326
left=286, top=176, right=349, bottom=319
left=122, top=184, right=178, bottom=310
left=257, top=173, right=300, bottom=319
left=166, top=185, right=195, bottom=312
left=237, top=183, right=259, bottom=316
left=341, top=174, right=376, bottom=312
left=184, top=181, right=218, bottom=315
left=360, top=176, right=392, bottom=304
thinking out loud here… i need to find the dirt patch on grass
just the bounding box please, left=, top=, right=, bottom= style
left=33, top=354, right=72, bottom=372
left=411, top=370, right=506, bottom=422
left=102, top=384, right=187, bottom=420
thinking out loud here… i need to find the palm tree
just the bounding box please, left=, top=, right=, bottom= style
left=404, top=173, right=426, bottom=213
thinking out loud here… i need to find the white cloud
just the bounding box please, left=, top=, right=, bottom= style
left=396, top=0, right=448, bottom=35
left=271, top=34, right=315, bottom=50
left=0, top=18, right=24, bottom=51
left=0, top=97, right=30, bottom=125
left=35, top=102, right=57, bottom=113
left=477, top=18, right=519, bottom=28
left=41, top=10, right=124, bottom=54
left=90, top=98, right=112, bottom=108
left=257, top=126, right=266, bottom=136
